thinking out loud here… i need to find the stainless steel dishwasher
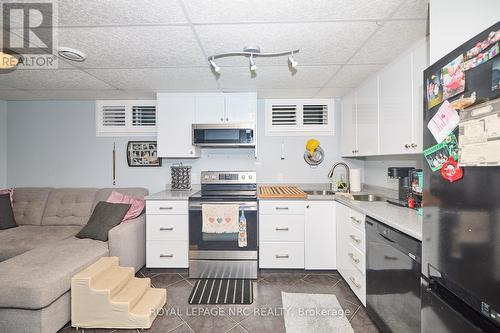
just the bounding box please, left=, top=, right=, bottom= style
left=365, top=216, right=421, bottom=333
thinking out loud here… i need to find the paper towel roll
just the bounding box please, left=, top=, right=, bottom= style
left=350, top=169, right=361, bottom=192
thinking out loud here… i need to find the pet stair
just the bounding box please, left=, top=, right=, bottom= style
left=71, top=257, right=166, bottom=329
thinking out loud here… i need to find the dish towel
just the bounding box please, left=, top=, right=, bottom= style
left=202, top=204, right=239, bottom=234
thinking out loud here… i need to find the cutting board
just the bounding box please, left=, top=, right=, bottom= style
left=258, top=186, right=308, bottom=199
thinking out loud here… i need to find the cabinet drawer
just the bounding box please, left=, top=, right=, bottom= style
left=146, top=200, right=188, bottom=215
left=146, top=215, right=188, bottom=241
left=146, top=240, right=188, bottom=268
left=259, top=242, right=304, bottom=269
left=259, top=201, right=305, bottom=215
left=347, top=244, right=365, bottom=275
left=348, top=225, right=365, bottom=253
left=259, top=215, right=304, bottom=242
left=349, top=209, right=365, bottom=230
left=344, top=265, right=366, bottom=306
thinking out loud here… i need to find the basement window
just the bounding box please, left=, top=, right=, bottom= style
left=96, top=100, right=157, bottom=137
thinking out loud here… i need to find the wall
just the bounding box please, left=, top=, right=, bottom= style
left=6, top=99, right=359, bottom=193
left=429, top=0, right=500, bottom=64
left=362, top=155, right=424, bottom=191
left=0, top=101, right=6, bottom=188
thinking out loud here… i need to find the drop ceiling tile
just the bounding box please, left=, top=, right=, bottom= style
left=326, top=64, right=383, bottom=88
left=348, top=20, right=427, bottom=64
left=216, top=65, right=339, bottom=90
left=196, top=22, right=377, bottom=66
left=58, top=0, right=187, bottom=26
left=26, top=89, right=156, bottom=100
left=0, top=69, right=115, bottom=90
left=257, top=88, right=321, bottom=99
left=315, top=87, right=352, bottom=97
left=0, top=90, right=40, bottom=101
left=56, top=25, right=206, bottom=68
left=392, top=0, right=428, bottom=19
left=86, top=67, right=219, bottom=91
left=184, top=0, right=401, bottom=23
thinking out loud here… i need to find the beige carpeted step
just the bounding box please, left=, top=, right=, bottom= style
left=71, top=257, right=166, bottom=329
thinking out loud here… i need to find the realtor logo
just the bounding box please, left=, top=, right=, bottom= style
left=1, top=0, right=58, bottom=70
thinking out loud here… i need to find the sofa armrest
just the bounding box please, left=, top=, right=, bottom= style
left=108, top=214, right=145, bottom=273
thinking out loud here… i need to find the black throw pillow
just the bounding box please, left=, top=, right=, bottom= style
left=0, top=193, right=17, bottom=230
left=76, top=201, right=131, bottom=241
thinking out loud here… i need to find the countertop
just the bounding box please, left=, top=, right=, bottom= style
left=145, top=185, right=200, bottom=200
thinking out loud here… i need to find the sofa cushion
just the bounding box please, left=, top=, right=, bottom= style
left=92, top=188, right=148, bottom=209
left=41, top=188, right=98, bottom=226
left=0, top=193, right=17, bottom=230
left=76, top=202, right=131, bottom=241
left=0, top=237, right=109, bottom=309
left=0, top=225, right=81, bottom=261
left=12, top=188, right=52, bottom=226
left=106, top=190, right=145, bottom=221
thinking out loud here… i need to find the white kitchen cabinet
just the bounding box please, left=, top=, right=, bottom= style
left=356, top=76, right=379, bottom=156
left=157, top=93, right=200, bottom=158
left=146, top=199, right=189, bottom=268
left=224, top=93, right=257, bottom=123
left=305, top=201, right=336, bottom=270
left=411, top=38, right=428, bottom=153
left=194, top=93, right=225, bottom=123
left=341, top=91, right=357, bottom=156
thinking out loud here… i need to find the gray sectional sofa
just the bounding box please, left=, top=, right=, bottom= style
left=0, top=187, right=148, bottom=333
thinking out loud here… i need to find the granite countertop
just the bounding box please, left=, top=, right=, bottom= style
left=145, top=185, right=200, bottom=200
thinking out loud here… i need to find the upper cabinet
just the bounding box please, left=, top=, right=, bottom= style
left=341, top=38, right=428, bottom=157
left=157, top=92, right=257, bottom=158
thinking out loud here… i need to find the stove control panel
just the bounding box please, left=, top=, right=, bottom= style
left=201, top=171, right=256, bottom=184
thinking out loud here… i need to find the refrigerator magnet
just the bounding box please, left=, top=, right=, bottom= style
left=424, top=134, right=459, bottom=172
left=441, top=157, right=463, bottom=182
left=426, top=71, right=443, bottom=109
left=442, top=54, right=465, bottom=100
left=427, top=100, right=460, bottom=143
left=463, top=42, right=499, bottom=71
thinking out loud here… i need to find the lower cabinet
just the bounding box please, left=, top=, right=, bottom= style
left=336, top=201, right=366, bottom=306
left=146, top=199, right=189, bottom=268
left=258, top=200, right=336, bottom=270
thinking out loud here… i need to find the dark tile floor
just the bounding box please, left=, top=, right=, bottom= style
left=59, top=268, right=380, bottom=333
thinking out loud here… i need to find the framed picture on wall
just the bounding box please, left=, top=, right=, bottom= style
left=127, top=141, right=161, bottom=167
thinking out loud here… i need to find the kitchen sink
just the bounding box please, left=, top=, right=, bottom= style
left=351, top=194, right=386, bottom=202
left=303, top=190, right=336, bottom=195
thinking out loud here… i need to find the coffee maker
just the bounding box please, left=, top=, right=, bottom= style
left=387, top=167, right=415, bottom=207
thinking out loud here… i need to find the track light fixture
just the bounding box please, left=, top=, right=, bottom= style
left=207, top=46, right=299, bottom=75
left=209, top=57, right=220, bottom=74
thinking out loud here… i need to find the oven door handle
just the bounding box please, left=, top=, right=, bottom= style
left=189, top=202, right=258, bottom=210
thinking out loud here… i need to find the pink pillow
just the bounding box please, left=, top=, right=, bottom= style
left=106, top=191, right=145, bottom=221
left=0, top=188, right=14, bottom=205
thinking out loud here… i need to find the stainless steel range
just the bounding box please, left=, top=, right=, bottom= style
left=188, top=171, right=258, bottom=279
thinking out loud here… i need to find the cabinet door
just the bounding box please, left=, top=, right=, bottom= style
left=305, top=201, right=336, bottom=269
left=379, top=53, right=413, bottom=154
left=356, top=76, right=379, bottom=156
left=341, top=91, right=357, bottom=157
left=411, top=39, right=428, bottom=153
left=157, top=93, right=200, bottom=158
left=194, top=93, right=225, bottom=124
left=224, top=93, right=257, bottom=123
left=335, top=202, right=350, bottom=279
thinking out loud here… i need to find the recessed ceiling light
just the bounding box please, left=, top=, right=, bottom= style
left=0, top=51, right=19, bottom=70
left=58, top=47, right=87, bottom=62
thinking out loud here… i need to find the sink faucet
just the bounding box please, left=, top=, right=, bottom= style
left=327, top=162, right=350, bottom=193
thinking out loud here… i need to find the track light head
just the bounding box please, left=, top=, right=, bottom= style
left=249, top=54, right=257, bottom=72
left=209, top=57, right=221, bottom=74
left=288, top=52, right=298, bottom=68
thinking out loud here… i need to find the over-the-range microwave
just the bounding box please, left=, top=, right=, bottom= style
left=192, top=123, right=255, bottom=148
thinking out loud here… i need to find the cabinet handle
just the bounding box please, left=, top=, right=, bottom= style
left=275, top=207, right=289, bottom=210
left=160, top=254, right=174, bottom=258
left=160, top=227, right=174, bottom=231
left=275, top=254, right=289, bottom=259
left=349, top=276, right=361, bottom=289
left=159, top=207, right=174, bottom=210
left=348, top=252, right=360, bottom=264
left=405, top=144, right=410, bottom=148
left=220, top=117, right=224, bottom=122
left=384, top=255, right=398, bottom=260
left=350, top=216, right=362, bottom=224
left=190, top=150, right=194, bottom=155
left=226, top=117, right=229, bottom=121
left=275, top=227, right=289, bottom=231
left=306, top=205, right=309, bottom=208
left=349, top=234, right=361, bottom=244
left=411, top=143, right=417, bottom=148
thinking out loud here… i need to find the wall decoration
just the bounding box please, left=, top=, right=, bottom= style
left=442, top=55, right=465, bottom=99
left=427, top=100, right=460, bottom=143
left=127, top=141, right=161, bottom=167
left=492, top=58, right=500, bottom=91
left=463, top=42, right=499, bottom=71
left=426, top=71, right=443, bottom=109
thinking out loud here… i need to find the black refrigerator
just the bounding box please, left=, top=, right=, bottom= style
left=422, top=21, right=500, bottom=333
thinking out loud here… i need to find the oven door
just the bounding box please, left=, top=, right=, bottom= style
left=189, top=200, right=258, bottom=252
left=192, top=123, right=255, bottom=147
